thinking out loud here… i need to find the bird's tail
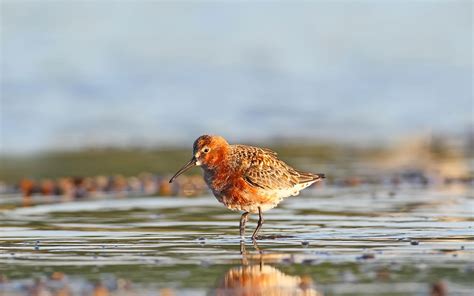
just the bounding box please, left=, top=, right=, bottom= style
left=297, top=172, right=325, bottom=184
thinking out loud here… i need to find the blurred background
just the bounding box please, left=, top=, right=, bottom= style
left=0, top=1, right=472, bottom=193
left=0, top=2, right=473, bottom=295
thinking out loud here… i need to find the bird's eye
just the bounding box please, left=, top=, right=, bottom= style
left=203, top=147, right=210, bottom=153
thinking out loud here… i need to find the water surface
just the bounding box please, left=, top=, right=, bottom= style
left=1, top=185, right=473, bottom=295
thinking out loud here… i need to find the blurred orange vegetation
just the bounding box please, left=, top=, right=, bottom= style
left=17, top=172, right=208, bottom=204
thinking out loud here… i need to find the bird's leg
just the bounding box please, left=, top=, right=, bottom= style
left=251, top=207, right=264, bottom=240
left=239, top=212, right=250, bottom=238
left=240, top=240, right=249, bottom=257
left=252, top=238, right=262, bottom=254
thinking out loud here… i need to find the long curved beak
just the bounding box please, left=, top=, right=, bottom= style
left=169, top=157, right=196, bottom=183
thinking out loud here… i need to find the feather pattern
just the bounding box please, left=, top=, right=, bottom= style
left=230, top=145, right=324, bottom=192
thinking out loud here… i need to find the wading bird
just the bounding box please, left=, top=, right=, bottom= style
left=169, top=135, right=325, bottom=240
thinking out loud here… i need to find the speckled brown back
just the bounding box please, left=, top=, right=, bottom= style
left=230, top=145, right=324, bottom=190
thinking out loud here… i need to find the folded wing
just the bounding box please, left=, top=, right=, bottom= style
left=233, top=145, right=324, bottom=193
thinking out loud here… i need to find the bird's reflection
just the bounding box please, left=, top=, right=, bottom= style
left=215, top=241, right=322, bottom=296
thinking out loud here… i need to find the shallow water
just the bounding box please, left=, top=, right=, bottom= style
left=1, top=185, right=473, bottom=295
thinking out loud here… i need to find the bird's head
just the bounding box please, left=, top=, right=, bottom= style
left=169, top=135, right=229, bottom=183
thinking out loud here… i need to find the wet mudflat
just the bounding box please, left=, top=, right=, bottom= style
left=0, top=185, right=473, bottom=295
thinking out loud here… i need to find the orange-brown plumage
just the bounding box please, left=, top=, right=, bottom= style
left=170, top=135, right=325, bottom=240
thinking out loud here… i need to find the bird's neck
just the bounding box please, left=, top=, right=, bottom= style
left=201, top=149, right=233, bottom=193
left=202, top=146, right=229, bottom=169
